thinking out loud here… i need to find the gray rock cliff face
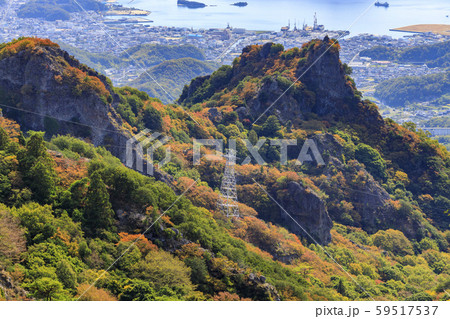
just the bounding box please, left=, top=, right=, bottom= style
left=279, top=181, right=333, bottom=245
left=296, top=39, right=355, bottom=117
left=0, top=45, right=130, bottom=161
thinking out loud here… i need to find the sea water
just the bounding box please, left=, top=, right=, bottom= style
left=116, top=0, right=450, bottom=37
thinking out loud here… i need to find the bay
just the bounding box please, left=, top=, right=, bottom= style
left=117, top=0, right=450, bottom=37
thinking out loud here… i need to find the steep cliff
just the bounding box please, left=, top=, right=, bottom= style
left=179, top=38, right=383, bottom=128
left=0, top=38, right=130, bottom=161
left=280, top=181, right=333, bottom=244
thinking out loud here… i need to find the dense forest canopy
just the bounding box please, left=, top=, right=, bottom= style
left=424, top=116, right=450, bottom=127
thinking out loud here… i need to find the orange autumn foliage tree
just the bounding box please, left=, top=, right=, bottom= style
left=117, top=232, right=157, bottom=255
left=62, top=66, right=111, bottom=102
left=176, top=177, right=219, bottom=211
left=213, top=291, right=251, bottom=301
left=0, top=117, right=22, bottom=143
left=76, top=283, right=117, bottom=301
left=51, top=154, right=88, bottom=188
left=233, top=216, right=305, bottom=261
left=0, top=37, right=59, bottom=60
left=176, top=243, right=204, bottom=260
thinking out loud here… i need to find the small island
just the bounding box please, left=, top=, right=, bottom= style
left=177, top=0, right=206, bottom=9
left=374, top=2, right=389, bottom=7
left=231, top=2, right=248, bottom=7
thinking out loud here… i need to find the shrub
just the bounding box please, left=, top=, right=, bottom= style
left=355, top=143, right=387, bottom=180
left=142, top=106, right=163, bottom=131
left=372, top=229, right=414, bottom=256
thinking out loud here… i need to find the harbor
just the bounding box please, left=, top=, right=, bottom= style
left=104, top=17, right=153, bottom=24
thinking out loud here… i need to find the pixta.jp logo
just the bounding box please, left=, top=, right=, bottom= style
left=126, top=130, right=325, bottom=175
left=193, top=138, right=325, bottom=166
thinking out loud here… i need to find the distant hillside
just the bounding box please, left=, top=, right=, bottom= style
left=375, top=71, right=450, bottom=107
left=58, top=42, right=211, bottom=102
left=121, top=43, right=206, bottom=68
left=17, top=0, right=106, bottom=21
left=424, top=116, right=450, bottom=127
left=130, top=58, right=218, bottom=104
left=58, top=42, right=124, bottom=73
left=59, top=42, right=207, bottom=73
left=360, top=41, right=450, bottom=68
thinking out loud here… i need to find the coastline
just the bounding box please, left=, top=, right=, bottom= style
left=390, top=24, right=450, bottom=36
left=104, top=9, right=151, bottom=16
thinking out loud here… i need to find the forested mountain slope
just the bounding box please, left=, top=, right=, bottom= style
left=130, top=58, right=218, bottom=104
left=179, top=39, right=450, bottom=232
left=0, top=37, right=450, bottom=301
left=374, top=71, right=450, bottom=107
left=120, top=43, right=206, bottom=69
left=360, top=40, right=450, bottom=68
left=57, top=42, right=124, bottom=74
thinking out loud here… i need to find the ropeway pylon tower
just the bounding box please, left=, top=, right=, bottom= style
left=218, top=149, right=240, bottom=218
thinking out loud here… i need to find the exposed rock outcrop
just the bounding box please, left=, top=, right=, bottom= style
left=0, top=270, right=28, bottom=300
left=180, top=38, right=384, bottom=129
left=0, top=40, right=177, bottom=186
left=279, top=181, right=333, bottom=245
left=0, top=43, right=130, bottom=161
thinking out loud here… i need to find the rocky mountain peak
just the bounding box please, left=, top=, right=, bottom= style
left=0, top=37, right=129, bottom=160
left=179, top=37, right=383, bottom=128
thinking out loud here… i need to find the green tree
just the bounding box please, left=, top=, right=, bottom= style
left=83, top=171, right=115, bottom=236
left=56, top=260, right=77, bottom=290
left=27, top=277, right=65, bottom=301
left=418, top=238, right=439, bottom=252
left=270, top=43, right=284, bottom=56
left=130, top=250, right=193, bottom=295
left=248, top=129, right=258, bottom=145
left=142, top=106, right=163, bottom=131
left=18, top=132, right=57, bottom=203
left=13, top=203, right=57, bottom=244
left=28, top=160, right=56, bottom=203
left=60, top=177, right=89, bottom=212
left=0, top=127, right=9, bottom=150
left=337, top=279, right=346, bottom=295
left=115, top=278, right=157, bottom=301
left=372, top=229, right=414, bottom=256
left=262, top=115, right=281, bottom=138
left=25, top=132, right=48, bottom=159
left=222, top=112, right=238, bottom=125
left=184, top=257, right=209, bottom=291
left=355, top=143, right=387, bottom=180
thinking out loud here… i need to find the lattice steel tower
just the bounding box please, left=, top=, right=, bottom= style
left=218, top=149, right=240, bottom=218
